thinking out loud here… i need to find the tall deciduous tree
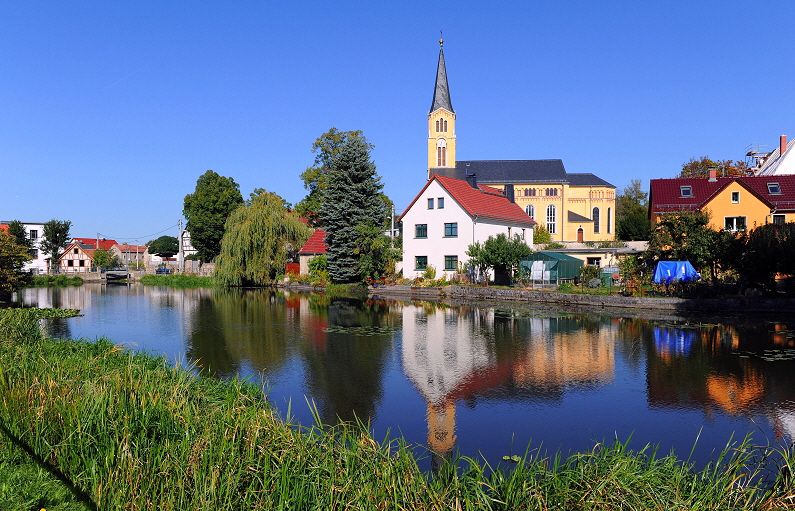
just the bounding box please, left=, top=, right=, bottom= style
left=678, top=156, right=748, bottom=178
left=147, top=236, right=179, bottom=259
left=40, top=219, right=71, bottom=272
left=0, top=233, right=32, bottom=299
left=467, top=233, right=532, bottom=285
left=616, top=179, right=650, bottom=241
left=7, top=220, right=31, bottom=250
left=645, top=211, right=717, bottom=274
left=183, top=170, right=244, bottom=262
left=215, top=190, right=312, bottom=286
left=319, top=135, right=389, bottom=283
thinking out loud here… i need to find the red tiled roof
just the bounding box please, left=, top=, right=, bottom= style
left=0, top=224, right=8, bottom=234
left=298, top=229, right=328, bottom=255
left=650, top=175, right=795, bottom=213
left=72, top=238, right=118, bottom=250
left=399, top=175, right=537, bottom=226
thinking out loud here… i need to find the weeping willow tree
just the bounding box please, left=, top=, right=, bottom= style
left=215, top=191, right=312, bottom=286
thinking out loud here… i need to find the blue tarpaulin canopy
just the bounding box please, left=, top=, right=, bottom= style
left=653, top=261, right=700, bottom=284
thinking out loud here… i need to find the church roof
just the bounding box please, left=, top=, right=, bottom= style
left=429, top=41, right=454, bottom=114
left=429, top=161, right=616, bottom=188
left=567, top=173, right=616, bottom=188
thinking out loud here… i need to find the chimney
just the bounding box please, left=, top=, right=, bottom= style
left=504, top=184, right=515, bottom=203
left=781, top=135, right=787, bottom=156
left=708, top=167, right=717, bottom=182
left=465, top=173, right=478, bottom=189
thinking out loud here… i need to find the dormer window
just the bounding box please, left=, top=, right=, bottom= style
left=680, top=186, right=692, bottom=198
left=767, top=182, right=782, bottom=194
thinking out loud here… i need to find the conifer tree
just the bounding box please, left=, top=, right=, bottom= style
left=319, top=135, right=388, bottom=283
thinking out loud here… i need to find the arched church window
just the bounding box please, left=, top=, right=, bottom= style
left=526, top=204, right=535, bottom=219
left=593, top=207, right=600, bottom=234
left=435, top=119, right=440, bottom=132
left=546, top=205, right=556, bottom=234
left=436, top=139, right=447, bottom=167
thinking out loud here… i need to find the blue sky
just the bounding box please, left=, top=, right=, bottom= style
left=2, top=1, right=794, bottom=242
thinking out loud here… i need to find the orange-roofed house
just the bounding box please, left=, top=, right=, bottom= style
left=298, top=229, right=328, bottom=275
left=399, top=174, right=536, bottom=280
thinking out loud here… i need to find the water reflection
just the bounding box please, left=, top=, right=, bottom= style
left=14, top=285, right=795, bottom=468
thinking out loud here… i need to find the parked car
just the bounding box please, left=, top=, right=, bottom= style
left=155, top=267, right=171, bottom=275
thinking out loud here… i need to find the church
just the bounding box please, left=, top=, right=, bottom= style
left=425, top=39, right=616, bottom=243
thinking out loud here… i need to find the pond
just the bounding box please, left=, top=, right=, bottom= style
left=15, top=284, right=795, bottom=471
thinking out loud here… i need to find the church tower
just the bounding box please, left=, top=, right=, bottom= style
left=428, top=38, right=456, bottom=178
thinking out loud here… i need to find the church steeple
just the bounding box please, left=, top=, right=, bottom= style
left=430, top=38, right=454, bottom=114
left=428, top=37, right=456, bottom=176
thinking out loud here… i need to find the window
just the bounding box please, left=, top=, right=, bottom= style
left=607, top=208, right=612, bottom=234
left=731, top=191, right=740, bottom=203
left=438, top=197, right=444, bottom=209
left=521, top=228, right=526, bottom=240
left=725, top=216, right=746, bottom=232
left=427, top=198, right=434, bottom=209
left=415, top=224, right=427, bottom=238
left=444, top=222, right=458, bottom=237
left=592, top=207, right=600, bottom=234
left=79, top=260, right=85, bottom=267
left=525, top=204, right=535, bottom=219
left=74, top=248, right=79, bottom=254
left=767, top=182, right=782, bottom=194
left=680, top=186, right=692, bottom=198
left=508, top=227, right=512, bottom=238
left=436, top=139, right=447, bottom=166
left=546, top=205, right=556, bottom=234
left=773, top=214, right=786, bottom=225
left=444, top=255, right=458, bottom=271
left=29, top=230, right=38, bottom=240
left=415, top=256, right=428, bottom=271
left=67, top=260, right=74, bottom=267
left=587, top=257, right=601, bottom=268
left=524, top=188, right=529, bottom=196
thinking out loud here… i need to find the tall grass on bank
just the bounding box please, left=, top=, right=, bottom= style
left=30, top=275, right=84, bottom=287
left=0, top=310, right=792, bottom=509
left=138, top=274, right=216, bottom=288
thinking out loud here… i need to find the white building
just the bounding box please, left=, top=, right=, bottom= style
left=0, top=221, right=49, bottom=274
left=399, top=175, right=536, bottom=280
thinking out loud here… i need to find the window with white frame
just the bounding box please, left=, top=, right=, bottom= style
left=773, top=214, right=785, bottom=224
left=525, top=204, right=535, bottom=219
left=731, top=191, right=740, bottom=203
left=680, top=186, right=692, bottom=197
left=546, top=205, right=556, bottom=234
left=767, top=183, right=782, bottom=194
left=724, top=216, right=746, bottom=232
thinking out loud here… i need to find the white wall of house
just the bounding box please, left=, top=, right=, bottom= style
left=2, top=222, right=49, bottom=274
left=401, top=180, right=534, bottom=279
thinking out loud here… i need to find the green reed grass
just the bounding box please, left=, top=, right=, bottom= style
left=0, top=308, right=792, bottom=510
left=30, top=275, right=84, bottom=287
left=139, top=274, right=216, bottom=288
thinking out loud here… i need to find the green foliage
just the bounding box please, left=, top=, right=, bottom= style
left=91, top=248, right=121, bottom=270
left=147, top=235, right=179, bottom=259
left=354, top=225, right=400, bottom=282
left=0, top=233, right=32, bottom=299
left=183, top=170, right=244, bottom=262
left=579, top=264, right=601, bottom=282
left=616, top=180, right=650, bottom=241
left=543, top=242, right=565, bottom=249
left=467, top=234, right=532, bottom=284
left=678, top=156, right=748, bottom=178
left=215, top=191, right=312, bottom=286
left=422, top=264, right=436, bottom=280
left=6, top=220, right=31, bottom=249
left=319, top=135, right=389, bottom=284
left=308, top=254, right=329, bottom=284
left=533, top=223, right=552, bottom=244
left=40, top=219, right=72, bottom=271
left=737, top=222, right=795, bottom=292
left=31, top=275, right=84, bottom=287
left=557, top=281, right=575, bottom=292
left=646, top=211, right=716, bottom=273
left=139, top=274, right=216, bottom=288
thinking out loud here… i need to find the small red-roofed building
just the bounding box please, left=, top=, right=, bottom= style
left=398, top=175, right=536, bottom=280
left=298, top=229, right=328, bottom=275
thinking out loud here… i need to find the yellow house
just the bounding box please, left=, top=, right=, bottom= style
left=425, top=39, right=616, bottom=242
left=649, top=173, right=795, bottom=231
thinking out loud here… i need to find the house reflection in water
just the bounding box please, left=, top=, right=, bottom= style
left=400, top=304, right=615, bottom=464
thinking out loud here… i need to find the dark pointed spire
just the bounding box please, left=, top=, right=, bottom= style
left=430, top=37, right=454, bottom=114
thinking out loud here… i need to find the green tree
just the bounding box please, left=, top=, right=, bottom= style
left=616, top=180, right=650, bottom=241
left=737, top=222, right=795, bottom=293
left=645, top=211, right=716, bottom=275
left=215, top=191, right=313, bottom=286
left=678, top=156, right=748, bottom=178
left=92, top=248, right=121, bottom=270
left=533, top=224, right=551, bottom=244
left=0, top=233, right=32, bottom=299
left=353, top=224, right=400, bottom=282
left=183, top=170, right=244, bottom=262
left=40, top=219, right=71, bottom=272
left=147, top=236, right=179, bottom=259
left=296, top=128, right=371, bottom=224
left=467, top=233, right=532, bottom=285
left=7, top=220, right=31, bottom=249
left=319, top=135, right=389, bottom=284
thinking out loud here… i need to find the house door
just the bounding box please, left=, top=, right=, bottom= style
left=577, top=227, right=584, bottom=243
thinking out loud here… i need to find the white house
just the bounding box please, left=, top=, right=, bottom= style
left=399, top=175, right=536, bottom=279
left=0, top=221, right=49, bottom=274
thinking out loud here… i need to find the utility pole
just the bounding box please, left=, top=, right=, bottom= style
left=178, top=219, right=184, bottom=273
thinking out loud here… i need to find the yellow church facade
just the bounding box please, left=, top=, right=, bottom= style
left=425, top=40, right=616, bottom=243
